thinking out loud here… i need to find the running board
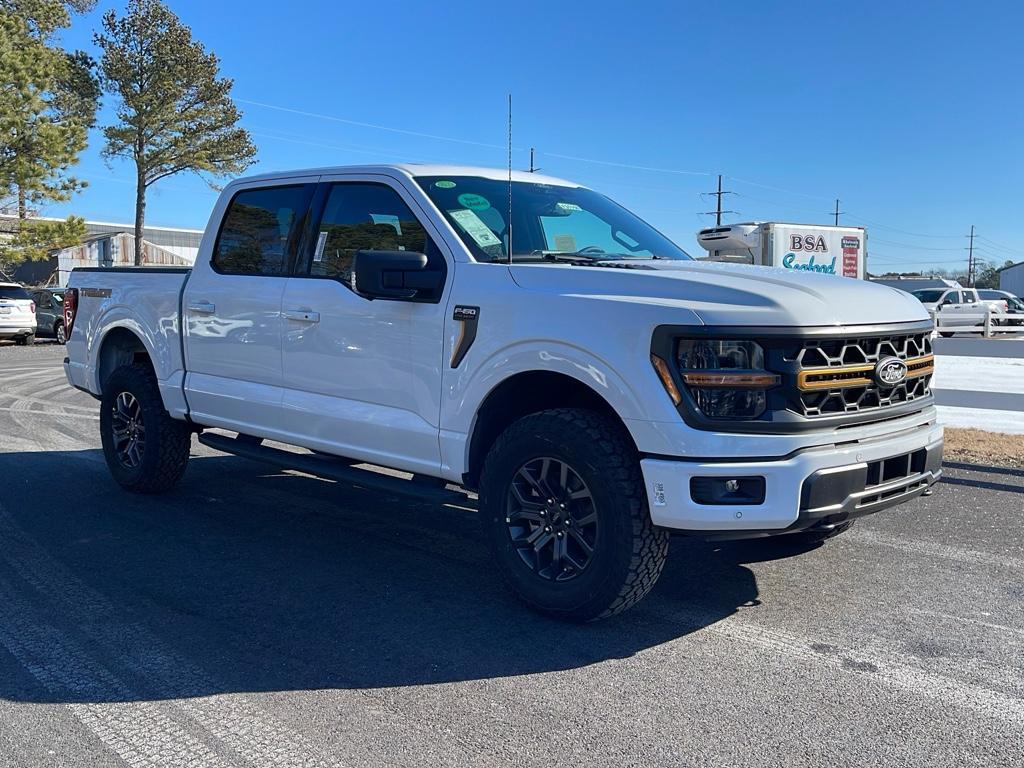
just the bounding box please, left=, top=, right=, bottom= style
left=197, top=432, right=471, bottom=505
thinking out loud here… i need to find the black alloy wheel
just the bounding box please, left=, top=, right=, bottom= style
left=110, top=391, right=146, bottom=469
left=506, top=457, right=599, bottom=582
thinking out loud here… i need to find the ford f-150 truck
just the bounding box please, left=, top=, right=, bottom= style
left=63, top=164, right=943, bottom=621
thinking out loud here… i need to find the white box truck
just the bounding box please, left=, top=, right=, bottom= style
left=697, top=222, right=867, bottom=279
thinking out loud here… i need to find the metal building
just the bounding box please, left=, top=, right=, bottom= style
left=998, top=261, right=1024, bottom=297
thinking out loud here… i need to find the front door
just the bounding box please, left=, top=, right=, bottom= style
left=183, top=179, right=316, bottom=435
left=279, top=176, right=452, bottom=475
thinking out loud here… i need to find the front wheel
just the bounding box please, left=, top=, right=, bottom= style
left=479, top=408, right=669, bottom=622
left=55, top=321, right=66, bottom=344
left=100, top=364, right=191, bottom=493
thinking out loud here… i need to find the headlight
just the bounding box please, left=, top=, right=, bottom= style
left=675, top=340, right=778, bottom=419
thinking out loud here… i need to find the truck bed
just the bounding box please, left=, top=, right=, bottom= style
left=64, top=266, right=193, bottom=419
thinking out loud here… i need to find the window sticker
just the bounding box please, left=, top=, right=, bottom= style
left=556, top=202, right=582, bottom=212
left=457, top=193, right=491, bottom=211
left=450, top=209, right=502, bottom=248
left=370, top=213, right=402, bottom=235
left=553, top=234, right=577, bottom=252
left=314, top=231, right=328, bottom=262
left=435, top=180, right=456, bottom=189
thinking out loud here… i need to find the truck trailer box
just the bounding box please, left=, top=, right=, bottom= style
left=697, top=222, right=867, bottom=279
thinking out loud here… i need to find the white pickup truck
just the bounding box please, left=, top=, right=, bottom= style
left=63, top=164, right=943, bottom=621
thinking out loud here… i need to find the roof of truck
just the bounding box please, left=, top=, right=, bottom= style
left=233, top=163, right=581, bottom=188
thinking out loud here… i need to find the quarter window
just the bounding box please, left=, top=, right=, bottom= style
left=213, top=185, right=313, bottom=276
left=309, top=183, right=443, bottom=289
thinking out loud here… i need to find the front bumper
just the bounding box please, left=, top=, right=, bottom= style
left=641, top=421, right=943, bottom=535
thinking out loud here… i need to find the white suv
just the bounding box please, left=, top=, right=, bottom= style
left=0, top=283, right=37, bottom=345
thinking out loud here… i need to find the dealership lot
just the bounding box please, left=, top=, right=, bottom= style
left=0, top=345, right=1022, bottom=767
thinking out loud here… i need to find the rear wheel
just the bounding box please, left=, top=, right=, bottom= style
left=479, top=408, right=669, bottom=622
left=100, top=364, right=191, bottom=493
left=15, top=333, right=34, bottom=346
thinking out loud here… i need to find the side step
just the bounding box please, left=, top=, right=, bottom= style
left=197, top=432, right=471, bottom=506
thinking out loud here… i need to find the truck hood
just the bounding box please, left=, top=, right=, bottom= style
left=508, top=259, right=929, bottom=328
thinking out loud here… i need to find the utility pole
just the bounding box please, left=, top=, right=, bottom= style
left=702, top=174, right=736, bottom=226
left=832, top=198, right=845, bottom=226
left=529, top=148, right=535, bottom=173
left=966, top=225, right=975, bottom=286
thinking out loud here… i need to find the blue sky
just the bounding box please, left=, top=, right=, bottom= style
left=42, top=0, right=1024, bottom=273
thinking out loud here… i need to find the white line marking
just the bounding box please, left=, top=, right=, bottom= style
left=704, top=619, right=1024, bottom=724
left=0, top=504, right=345, bottom=768
left=850, top=527, right=1024, bottom=571
left=910, top=608, right=1024, bottom=638
left=0, top=578, right=231, bottom=768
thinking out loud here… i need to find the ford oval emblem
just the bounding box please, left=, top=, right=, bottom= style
left=874, top=357, right=908, bottom=388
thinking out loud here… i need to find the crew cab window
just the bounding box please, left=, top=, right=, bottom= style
left=213, top=185, right=313, bottom=276
left=307, top=183, right=443, bottom=288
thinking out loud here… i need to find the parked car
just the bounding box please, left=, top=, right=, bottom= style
left=911, top=286, right=1008, bottom=336
left=0, top=282, right=37, bottom=345
left=978, top=289, right=1024, bottom=325
left=30, top=287, right=67, bottom=343
left=63, top=164, right=943, bottom=621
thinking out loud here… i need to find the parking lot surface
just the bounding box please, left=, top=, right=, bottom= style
left=1, top=345, right=1022, bottom=767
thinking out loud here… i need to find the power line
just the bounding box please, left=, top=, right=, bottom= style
left=870, top=237, right=966, bottom=252
left=966, top=225, right=976, bottom=287
left=832, top=198, right=845, bottom=226
left=700, top=174, right=737, bottom=226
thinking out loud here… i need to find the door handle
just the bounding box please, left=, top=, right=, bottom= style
left=188, top=301, right=216, bottom=314
left=284, top=309, right=320, bottom=323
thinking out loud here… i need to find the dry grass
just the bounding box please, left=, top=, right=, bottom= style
left=943, top=427, right=1024, bottom=468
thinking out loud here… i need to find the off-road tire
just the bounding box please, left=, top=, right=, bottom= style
left=479, top=408, right=669, bottom=622
left=100, top=364, right=191, bottom=493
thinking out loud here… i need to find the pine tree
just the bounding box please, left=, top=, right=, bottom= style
left=0, top=0, right=99, bottom=276
left=95, top=0, right=256, bottom=265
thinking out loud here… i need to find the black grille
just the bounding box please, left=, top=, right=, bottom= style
left=859, top=448, right=930, bottom=507
left=793, top=331, right=933, bottom=418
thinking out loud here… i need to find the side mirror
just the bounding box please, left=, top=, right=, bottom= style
left=353, top=250, right=443, bottom=301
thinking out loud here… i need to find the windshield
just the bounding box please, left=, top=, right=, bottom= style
left=415, top=176, right=691, bottom=263
left=0, top=285, right=30, bottom=301
left=912, top=289, right=946, bottom=303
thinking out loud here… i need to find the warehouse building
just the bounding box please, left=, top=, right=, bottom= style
left=998, top=261, right=1024, bottom=297
left=1, top=214, right=203, bottom=286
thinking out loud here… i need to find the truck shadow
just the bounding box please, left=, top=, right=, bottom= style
left=0, top=449, right=765, bottom=705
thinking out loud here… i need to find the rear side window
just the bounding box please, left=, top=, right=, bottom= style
left=307, top=183, right=442, bottom=288
left=213, top=185, right=313, bottom=276
left=0, top=285, right=30, bottom=300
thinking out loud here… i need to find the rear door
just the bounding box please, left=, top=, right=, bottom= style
left=278, top=175, right=452, bottom=474
left=183, top=179, right=317, bottom=435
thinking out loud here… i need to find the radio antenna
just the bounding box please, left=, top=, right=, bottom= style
left=507, top=93, right=513, bottom=265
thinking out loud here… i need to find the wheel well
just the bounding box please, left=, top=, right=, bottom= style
left=464, top=371, right=636, bottom=489
left=97, top=327, right=153, bottom=389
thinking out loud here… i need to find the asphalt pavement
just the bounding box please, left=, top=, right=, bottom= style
left=0, top=344, right=1022, bottom=767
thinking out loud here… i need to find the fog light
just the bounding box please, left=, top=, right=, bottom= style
left=690, top=476, right=766, bottom=505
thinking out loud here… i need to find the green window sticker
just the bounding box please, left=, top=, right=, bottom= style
left=435, top=180, right=456, bottom=189
left=555, top=202, right=582, bottom=212
left=457, top=193, right=491, bottom=211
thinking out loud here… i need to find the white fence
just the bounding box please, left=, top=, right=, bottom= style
left=929, top=306, right=1024, bottom=338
